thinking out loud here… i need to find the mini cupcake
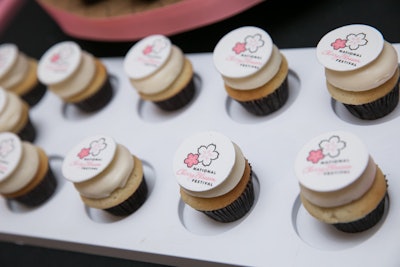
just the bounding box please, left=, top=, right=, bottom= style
left=213, top=26, right=289, bottom=116
left=0, top=44, right=46, bottom=106
left=37, top=41, right=113, bottom=112
left=0, top=132, right=57, bottom=207
left=0, top=88, right=36, bottom=142
left=62, top=135, right=147, bottom=216
left=294, top=131, right=388, bottom=233
left=173, top=131, right=254, bottom=223
left=316, top=24, right=399, bottom=120
left=123, top=34, right=195, bottom=111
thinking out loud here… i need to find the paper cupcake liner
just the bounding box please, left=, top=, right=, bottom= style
left=105, top=176, right=148, bottom=216
left=17, top=116, right=36, bottom=143
left=343, top=81, right=399, bottom=120
left=154, top=77, right=195, bottom=111
left=21, top=82, right=47, bottom=107
left=74, top=76, right=113, bottom=112
left=238, top=76, right=289, bottom=116
left=333, top=192, right=387, bottom=233
left=202, top=164, right=254, bottom=223
left=12, top=165, right=57, bottom=207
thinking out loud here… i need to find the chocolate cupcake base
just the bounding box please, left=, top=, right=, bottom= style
left=74, top=76, right=113, bottom=112
left=203, top=166, right=254, bottom=223
left=17, top=116, right=36, bottom=143
left=21, top=82, right=47, bottom=107
left=333, top=193, right=387, bottom=233
left=343, top=80, right=399, bottom=120
left=154, top=77, right=195, bottom=111
left=12, top=165, right=57, bottom=207
left=238, top=76, right=289, bottom=116
left=105, top=176, right=148, bottom=216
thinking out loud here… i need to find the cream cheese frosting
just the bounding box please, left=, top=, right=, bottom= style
left=74, top=144, right=134, bottom=199
left=181, top=143, right=246, bottom=198
left=300, top=156, right=376, bottom=207
left=222, top=45, right=282, bottom=90
left=0, top=142, right=40, bottom=194
left=325, top=41, right=398, bottom=92
left=0, top=91, right=24, bottom=132
left=49, top=51, right=96, bottom=99
left=128, top=45, right=184, bottom=95
left=0, top=52, right=29, bottom=90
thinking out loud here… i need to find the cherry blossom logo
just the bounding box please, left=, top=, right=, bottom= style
left=49, top=45, right=74, bottom=65
left=0, top=138, right=14, bottom=158
left=184, top=144, right=219, bottom=168
left=143, top=38, right=168, bottom=55
left=232, top=33, right=264, bottom=54
left=77, top=138, right=107, bottom=159
left=307, top=135, right=346, bottom=164
left=331, top=32, right=368, bottom=50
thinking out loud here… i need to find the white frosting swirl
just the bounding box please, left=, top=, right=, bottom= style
left=0, top=91, right=24, bottom=132
left=74, top=144, right=134, bottom=199
left=0, top=142, right=40, bottom=194
left=0, top=52, right=29, bottom=90
left=325, top=41, right=398, bottom=91
left=300, top=156, right=376, bottom=207
left=129, top=45, right=184, bottom=95
left=181, top=143, right=246, bottom=198
left=49, top=52, right=96, bottom=99
left=222, top=45, right=282, bottom=90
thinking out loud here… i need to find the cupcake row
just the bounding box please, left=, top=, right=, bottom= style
left=0, top=24, right=397, bottom=122
left=0, top=129, right=388, bottom=235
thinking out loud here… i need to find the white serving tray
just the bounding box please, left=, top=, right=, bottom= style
left=0, top=46, right=400, bottom=267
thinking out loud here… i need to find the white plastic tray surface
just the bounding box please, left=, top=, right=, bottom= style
left=0, top=46, right=400, bottom=267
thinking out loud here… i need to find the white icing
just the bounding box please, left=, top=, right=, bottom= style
left=74, top=144, right=134, bottom=199
left=300, top=156, right=376, bottom=207
left=62, top=135, right=117, bottom=183
left=213, top=26, right=273, bottom=79
left=316, top=24, right=384, bottom=71
left=294, top=131, right=369, bottom=192
left=0, top=90, right=24, bottom=132
left=48, top=52, right=96, bottom=99
left=0, top=142, right=40, bottom=194
left=0, top=44, right=18, bottom=78
left=182, top=143, right=246, bottom=198
left=222, top=45, right=282, bottom=90
left=0, top=52, right=29, bottom=89
left=128, top=45, right=184, bottom=95
left=37, top=41, right=82, bottom=85
left=325, top=41, right=398, bottom=91
left=173, top=131, right=238, bottom=195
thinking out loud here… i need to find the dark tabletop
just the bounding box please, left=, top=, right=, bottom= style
left=0, top=0, right=400, bottom=266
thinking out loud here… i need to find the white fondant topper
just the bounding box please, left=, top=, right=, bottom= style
left=123, top=34, right=171, bottom=79
left=0, top=43, right=18, bottom=79
left=37, top=41, right=82, bottom=85
left=316, top=24, right=384, bottom=71
left=0, top=132, right=22, bottom=183
left=213, top=26, right=273, bottom=78
left=62, top=135, right=117, bottom=183
left=294, top=131, right=369, bottom=192
left=173, top=131, right=236, bottom=192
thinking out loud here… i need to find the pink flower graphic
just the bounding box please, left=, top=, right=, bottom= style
left=89, top=138, right=107, bottom=156
left=143, top=45, right=153, bottom=55
left=331, top=38, right=347, bottom=50
left=319, top=135, right=346, bottom=158
left=346, top=33, right=367, bottom=50
left=78, top=147, right=90, bottom=159
left=307, top=149, right=324, bottom=164
left=232, top=42, right=246, bottom=54
left=50, top=53, right=60, bottom=63
left=184, top=153, right=199, bottom=168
